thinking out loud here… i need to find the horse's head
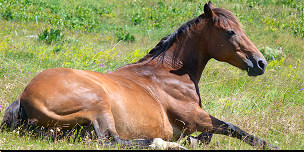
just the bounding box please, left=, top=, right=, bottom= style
left=203, top=1, right=266, bottom=76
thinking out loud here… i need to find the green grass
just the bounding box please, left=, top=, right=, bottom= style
left=0, top=0, right=304, bottom=150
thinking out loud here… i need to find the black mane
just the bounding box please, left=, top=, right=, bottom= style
left=136, top=14, right=204, bottom=65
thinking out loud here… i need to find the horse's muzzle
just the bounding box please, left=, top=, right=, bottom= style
left=247, top=58, right=267, bottom=76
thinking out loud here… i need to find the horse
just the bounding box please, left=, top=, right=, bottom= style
left=1, top=1, right=278, bottom=150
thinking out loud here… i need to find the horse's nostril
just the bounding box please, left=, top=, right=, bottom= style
left=258, top=60, right=265, bottom=70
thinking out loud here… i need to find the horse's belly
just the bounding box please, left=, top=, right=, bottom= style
left=112, top=108, right=174, bottom=140
left=108, top=93, right=174, bottom=140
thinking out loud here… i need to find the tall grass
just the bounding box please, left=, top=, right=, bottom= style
left=0, top=0, right=303, bottom=150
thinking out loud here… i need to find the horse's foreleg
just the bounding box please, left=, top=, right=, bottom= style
left=195, top=109, right=279, bottom=150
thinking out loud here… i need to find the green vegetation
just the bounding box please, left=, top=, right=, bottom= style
left=0, top=0, right=303, bottom=150
left=37, top=28, right=64, bottom=44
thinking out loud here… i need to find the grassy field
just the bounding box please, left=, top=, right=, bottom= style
left=0, top=0, right=303, bottom=150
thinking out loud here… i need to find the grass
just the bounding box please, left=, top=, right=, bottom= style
left=0, top=0, right=304, bottom=150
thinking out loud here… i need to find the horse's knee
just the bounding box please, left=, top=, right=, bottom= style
left=182, top=132, right=213, bottom=148
left=196, top=132, right=213, bottom=145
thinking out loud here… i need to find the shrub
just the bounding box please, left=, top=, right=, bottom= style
left=3, top=9, right=13, bottom=20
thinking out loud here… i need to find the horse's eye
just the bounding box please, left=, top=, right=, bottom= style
left=226, top=30, right=236, bottom=36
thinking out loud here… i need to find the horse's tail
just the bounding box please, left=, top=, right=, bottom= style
left=0, top=99, right=27, bottom=131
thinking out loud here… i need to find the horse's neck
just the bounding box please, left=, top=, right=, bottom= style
left=164, top=34, right=210, bottom=83
left=127, top=20, right=210, bottom=83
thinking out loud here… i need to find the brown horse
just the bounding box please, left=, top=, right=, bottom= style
left=1, top=1, right=278, bottom=150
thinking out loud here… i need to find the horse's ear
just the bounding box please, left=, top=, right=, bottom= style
left=204, top=2, right=215, bottom=19
left=208, top=1, right=215, bottom=9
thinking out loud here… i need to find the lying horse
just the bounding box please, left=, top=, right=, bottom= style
left=1, top=1, right=278, bottom=150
